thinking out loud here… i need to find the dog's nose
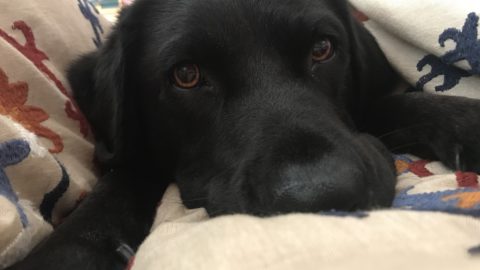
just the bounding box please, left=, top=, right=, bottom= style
left=271, top=157, right=368, bottom=212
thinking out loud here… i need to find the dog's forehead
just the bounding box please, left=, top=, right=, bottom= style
left=133, top=0, right=350, bottom=75
left=143, top=0, right=342, bottom=41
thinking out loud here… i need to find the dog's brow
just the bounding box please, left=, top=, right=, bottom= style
left=304, top=14, right=344, bottom=37
left=157, top=37, right=185, bottom=71
left=145, top=33, right=195, bottom=74
left=151, top=31, right=231, bottom=73
left=145, top=5, right=345, bottom=74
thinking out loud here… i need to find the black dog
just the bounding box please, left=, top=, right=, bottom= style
left=9, top=0, right=480, bottom=269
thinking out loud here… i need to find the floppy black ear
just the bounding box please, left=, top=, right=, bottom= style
left=68, top=22, right=134, bottom=169
left=343, top=6, right=399, bottom=116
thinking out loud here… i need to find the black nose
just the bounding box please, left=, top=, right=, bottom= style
left=271, top=156, right=368, bottom=213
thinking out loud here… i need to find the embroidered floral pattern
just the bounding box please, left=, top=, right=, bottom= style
left=393, top=155, right=480, bottom=216
left=78, top=0, right=104, bottom=48
left=0, top=68, right=63, bottom=153
left=416, top=12, right=479, bottom=91
left=0, top=21, right=89, bottom=137
left=0, top=139, right=31, bottom=228
left=40, top=162, right=70, bottom=223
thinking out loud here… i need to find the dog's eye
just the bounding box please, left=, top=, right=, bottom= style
left=312, top=38, right=334, bottom=62
left=173, top=63, right=201, bottom=89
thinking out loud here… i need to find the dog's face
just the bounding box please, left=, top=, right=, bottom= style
left=70, top=0, right=398, bottom=216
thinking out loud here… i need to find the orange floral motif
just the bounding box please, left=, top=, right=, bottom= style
left=0, top=68, right=63, bottom=153
left=442, top=191, right=480, bottom=209
left=395, top=159, right=410, bottom=174
left=0, top=21, right=89, bottom=137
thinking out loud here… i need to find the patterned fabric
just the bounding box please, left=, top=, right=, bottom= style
left=0, top=140, right=30, bottom=228
left=0, top=69, right=63, bottom=153
left=416, top=13, right=478, bottom=91
left=349, top=0, right=480, bottom=99
left=78, top=0, right=105, bottom=48
left=393, top=155, right=480, bottom=216
left=0, top=0, right=109, bottom=268
left=0, top=21, right=90, bottom=137
left=128, top=185, right=480, bottom=270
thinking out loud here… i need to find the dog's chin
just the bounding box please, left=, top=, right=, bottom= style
left=208, top=188, right=393, bottom=217
left=184, top=179, right=394, bottom=217
left=178, top=135, right=396, bottom=217
left=202, top=195, right=381, bottom=218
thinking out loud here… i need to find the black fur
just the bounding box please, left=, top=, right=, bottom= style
left=8, top=0, right=480, bottom=269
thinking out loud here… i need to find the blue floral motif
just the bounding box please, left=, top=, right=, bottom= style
left=416, top=13, right=479, bottom=92
left=78, top=0, right=104, bottom=48
left=40, top=161, right=70, bottom=223
left=393, top=187, right=480, bottom=217
left=0, top=140, right=31, bottom=227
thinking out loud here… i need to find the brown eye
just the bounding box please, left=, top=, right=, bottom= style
left=173, top=63, right=201, bottom=89
left=312, top=38, right=334, bottom=62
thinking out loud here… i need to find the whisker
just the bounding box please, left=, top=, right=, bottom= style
left=388, top=142, right=421, bottom=152
left=161, top=197, right=208, bottom=204
left=377, top=123, right=430, bottom=140
left=161, top=169, right=233, bottom=207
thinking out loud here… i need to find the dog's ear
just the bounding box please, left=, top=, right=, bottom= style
left=344, top=6, right=399, bottom=113
left=68, top=15, right=136, bottom=169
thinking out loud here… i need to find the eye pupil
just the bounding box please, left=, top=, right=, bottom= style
left=173, top=64, right=200, bottom=89
left=312, top=38, right=334, bottom=62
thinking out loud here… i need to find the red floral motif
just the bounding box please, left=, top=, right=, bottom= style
left=0, top=68, right=63, bottom=153
left=409, top=160, right=434, bottom=178
left=76, top=190, right=89, bottom=205
left=126, top=256, right=135, bottom=270
left=0, top=21, right=89, bottom=137
left=351, top=8, right=369, bottom=23
left=456, top=172, right=479, bottom=188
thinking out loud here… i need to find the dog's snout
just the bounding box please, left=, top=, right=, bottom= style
left=271, top=156, right=368, bottom=213
left=241, top=125, right=374, bottom=214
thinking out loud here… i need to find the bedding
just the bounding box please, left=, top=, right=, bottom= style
left=0, top=0, right=109, bottom=267
left=130, top=185, right=480, bottom=270
left=0, top=0, right=479, bottom=269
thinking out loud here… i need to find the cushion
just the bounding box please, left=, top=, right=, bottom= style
left=130, top=185, right=480, bottom=270
left=0, top=0, right=110, bottom=267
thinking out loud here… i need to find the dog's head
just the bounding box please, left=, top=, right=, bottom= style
left=69, top=0, right=398, bottom=216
